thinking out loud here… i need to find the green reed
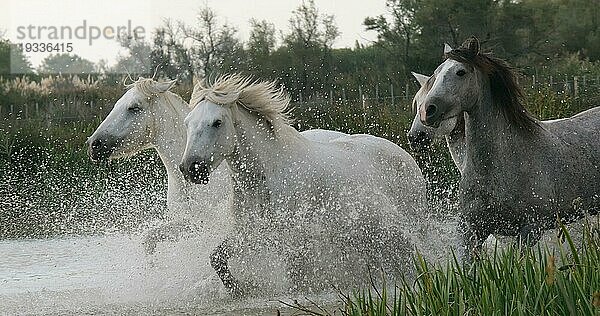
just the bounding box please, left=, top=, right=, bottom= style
left=336, top=221, right=600, bottom=316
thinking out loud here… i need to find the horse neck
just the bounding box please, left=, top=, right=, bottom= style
left=445, top=114, right=466, bottom=174
left=152, top=93, right=191, bottom=203
left=463, top=81, right=529, bottom=176
left=226, top=108, right=302, bottom=210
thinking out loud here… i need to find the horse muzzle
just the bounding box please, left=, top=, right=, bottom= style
left=179, top=159, right=211, bottom=184
left=87, top=137, right=116, bottom=162
left=420, top=97, right=450, bottom=128
left=421, top=105, right=442, bottom=127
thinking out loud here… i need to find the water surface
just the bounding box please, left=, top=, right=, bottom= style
left=0, top=234, right=316, bottom=315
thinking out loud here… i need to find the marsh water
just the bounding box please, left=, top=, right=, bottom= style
left=1, top=220, right=589, bottom=316
left=0, top=143, right=591, bottom=315
left=0, top=233, right=339, bottom=315
left=0, top=153, right=307, bottom=315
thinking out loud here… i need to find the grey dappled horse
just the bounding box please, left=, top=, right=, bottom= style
left=415, top=37, right=600, bottom=258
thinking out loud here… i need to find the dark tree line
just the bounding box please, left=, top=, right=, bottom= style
left=1, top=0, right=598, bottom=101
left=109, top=0, right=600, bottom=100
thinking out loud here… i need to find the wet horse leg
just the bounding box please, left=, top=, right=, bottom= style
left=210, top=238, right=244, bottom=298
left=518, top=224, right=542, bottom=247
left=459, top=219, right=489, bottom=263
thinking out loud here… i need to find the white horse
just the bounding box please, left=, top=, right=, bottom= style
left=87, top=78, right=362, bottom=256
left=179, top=75, right=427, bottom=296
left=415, top=37, right=600, bottom=259
left=87, top=78, right=232, bottom=254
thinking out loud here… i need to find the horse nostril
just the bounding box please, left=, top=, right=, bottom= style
left=191, top=161, right=204, bottom=172
left=182, top=159, right=211, bottom=184
left=91, top=138, right=102, bottom=149
left=183, top=160, right=204, bottom=174
left=425, top=104, right=437, bottom=118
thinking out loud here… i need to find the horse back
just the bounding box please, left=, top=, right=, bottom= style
left=543, top=106, right=600, bottom=172
left=323, top=134, right=427, bottom=210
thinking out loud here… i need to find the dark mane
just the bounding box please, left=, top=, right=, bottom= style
left=446, top=43, right=539, bottom=134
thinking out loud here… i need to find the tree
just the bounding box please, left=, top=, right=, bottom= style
left=285, top=0, right=339, bottom=49
left=111, top=36, right=154, bottom=75
left=282, top=0, right=340, bottom=98
left=248, top=19, right=277, bottom=57
left=152, top=19, right=195, bottom=84
left=245, top=19, right=277, bottom=78
left=554, top=0, right=600, bottom=61
left=38, top=53, right=95, bottom=74
left=365, top=0, right=524, bottom=74
left=181, top=6, right=244, bottom=77
left=364, top=0, right=420, bottom=81
left=0, top=39, right=33, bottom=76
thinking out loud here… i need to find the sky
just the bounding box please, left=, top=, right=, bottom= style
left=1, top=0, right=388, bottom=69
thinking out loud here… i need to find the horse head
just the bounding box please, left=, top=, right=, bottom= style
left=408, top=70, right=464, bottom=152
left=417, top=38, right=482, bottom=134
left=179, top=77, right=242, bottom=185
left=418, top=36, right=536, bottom=135
left=87, top=78, right=177, bottom=161
left=180, top=74, right=290, bottom=185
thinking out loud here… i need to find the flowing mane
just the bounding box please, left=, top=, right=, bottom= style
left=446, top=38, right=539, bottom=133
left=190, top=74, right=292, bottom=125
left=124, top=77, right=186, bottom=104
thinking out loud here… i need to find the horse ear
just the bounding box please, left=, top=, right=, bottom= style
left=155, top=79, right=177, bottom=93
left=444, top=43, right=453, bottom=55
left=411, top=72, right=429, bottom=87
left=461, top=36, right=480, bottom=56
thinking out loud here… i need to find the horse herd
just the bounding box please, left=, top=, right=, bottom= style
left=87, top=37, right=599, bottom=296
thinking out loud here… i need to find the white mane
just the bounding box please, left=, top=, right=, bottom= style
left=124, top=77, right=185, bottom=103
left=190, top=74, right=292, bottom=125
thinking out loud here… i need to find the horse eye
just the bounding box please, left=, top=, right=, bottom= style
left=212, top=119, right=222, bottom=128
left=456, top=69, right=467, bottom=76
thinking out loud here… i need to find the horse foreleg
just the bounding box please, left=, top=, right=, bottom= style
left=458, top=219, right=487, bottom=263
left=210, top=239, right=244, bottom=298
left=518, top=224, right=542, bottom=248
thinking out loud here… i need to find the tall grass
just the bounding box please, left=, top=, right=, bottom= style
left=288, top=221, right=600, bottom=315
